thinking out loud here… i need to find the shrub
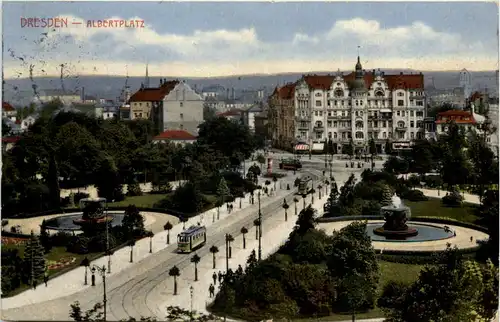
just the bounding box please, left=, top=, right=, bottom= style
left=442, top=189, right=463, bottom=207
left=2, top=220, right=9, bottom=227
left=67, top=235, right=90, bottom=254
left=127, top=182, right=143, bottom=196
left=262, top=173, right=286, bottom=179
left=50, top=231, right=73, bottom=247
left=422, top=175, right=443, bottom=189
left=401, top=190, right=428, bottom=202
left=294, top=178, right=301, bottom=187
left=60, top=196, right=71, bottom=208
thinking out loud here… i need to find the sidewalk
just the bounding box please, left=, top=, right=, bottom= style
left=1, top=177, right=289, bottom=310
left=416, top=188, right=480, bottom=205
left=158, top=185, right=329, bottom=318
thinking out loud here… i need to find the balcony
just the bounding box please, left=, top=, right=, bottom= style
left=295, top=115, right=310, bottom=121
left=313, top=126, right=324, bottom=132
left=297, top=124, right=309, bottom=130
left=368, top=127, right=381, bottom=132
left=395, top=127, right=407, bottom=132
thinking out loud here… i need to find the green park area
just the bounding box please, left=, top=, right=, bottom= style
left=405, top=197, right=478, bottom=224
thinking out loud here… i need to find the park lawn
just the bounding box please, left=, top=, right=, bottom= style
left=405, top=197, right=479, bottom=224
left=107, top=193, right=169, bottom=208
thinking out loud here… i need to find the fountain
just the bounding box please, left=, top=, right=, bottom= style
left=72, top=198, right=113, bottom=229
left=373, top=194, right=418, bottom=239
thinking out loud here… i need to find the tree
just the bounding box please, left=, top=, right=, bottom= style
left=209, top=245, right=219, bottom=269
left=256, top=153, right=266, bottom=172
left=338, top=174, right=357, bottom=209
left=368, top=138, right=377, bottom=167
left=128, top=239, right=135, bottom=263
left=282, top=199, right=290, bottom=221
left=39, top=220, right=52, bottom=253
left=164, top=221, right=173, bottom=244
left=122, top=205, right=145, bottom=238
left=191, top=254, right=201, bottom=281
left=240, top=227, right=248, bottom=249
left=382, top=247, right=499, bottom=322
left=70, top=301, right=160, bottom=321
left=216, top=178, right=231, bottom=211
left=410, top=139, right=435, bottom=176
left=438, top=121, right=470, bottom=190
left=341, top=272, right=373, bottom=321
left=327, top=221, right=379, bottom=311
left=145, top=231, right=154, bottom=253
left=95, top=154, right=124, bottom=202
left=324, top=184, right=340, bottom=217
left=293, top=197, right=299, bottom=216
left=295, top=206, right=317, bottom=235
left=253, top=218, right=261, bottom=239
left=203, top=102, right=217, bottom=120
left=23, top=231, right=46, bottom=286
left=468, top=133, right=499, bottom=203
left=344, top=140, right=354, bottom=160
left=166, top=305, right=220, bottom=321
left=169, top=265, right=181, bottom=295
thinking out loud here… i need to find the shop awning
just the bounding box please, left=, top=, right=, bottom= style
left=295, top=144, right=309, bottom=151
left=312, top=143, right=325, bottom=151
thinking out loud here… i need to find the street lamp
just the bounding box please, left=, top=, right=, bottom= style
left=190, top=285, right=194, bottom=321
left=91, top=265, right=107, bottom=322
left=257, top=191, right=262, bottom=261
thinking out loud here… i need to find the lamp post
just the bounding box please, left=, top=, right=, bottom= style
left=257, top=191, right=262, bottom=261
left=91, top=265, right=107, bottom=321
left=190, top=285, right=194, bottom=321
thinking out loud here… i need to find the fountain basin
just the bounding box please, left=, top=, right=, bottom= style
left=367, top=222, right=454, bottom=242
left=45, top=213, right=125, bottom=231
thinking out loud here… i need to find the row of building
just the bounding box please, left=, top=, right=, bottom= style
left=265, top=56, right=498, bottom=155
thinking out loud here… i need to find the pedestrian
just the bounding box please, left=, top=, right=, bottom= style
left=44, top=275, right=48, bottom=287
left=453, top=231, right=456, bottom=237
left=33, top=280, right=37, bottom=290
left=236, top=264, right=243, bottom=275
left=218, top=271, right=223, bottom=284
left=230, top=204, right=234, bottom=212
left=212, top=272, right=217, bottom=285
left=91, top=273, right=96, bottom=286
left=470, top=236, right=473, bottom=243
left=209, top=284, right=215, bottom=298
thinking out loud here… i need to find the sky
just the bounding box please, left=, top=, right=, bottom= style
left=2, top=1, right=499, bottom=79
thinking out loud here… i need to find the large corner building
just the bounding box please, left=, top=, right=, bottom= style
left=268, top=56, right=427, bottom=154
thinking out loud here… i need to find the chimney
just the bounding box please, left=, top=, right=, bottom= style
left=82, top=87, right=85, bottom=102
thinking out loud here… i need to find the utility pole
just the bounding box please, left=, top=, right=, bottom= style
left=225, top=234, right=229, bottom=272
left=258, top=191, right=262, bottom=261
left=105, top=199, right=110, bottom=273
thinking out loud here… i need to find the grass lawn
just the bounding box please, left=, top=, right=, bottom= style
left=405, top=197, right=479, bottom=224
left=107, top=193, right=169, bottom=208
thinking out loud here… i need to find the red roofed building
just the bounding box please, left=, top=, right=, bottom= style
left=2, top=102, right=17, bottom=121
left=127, top=78, right=204, bottom=135
left=152, top=129, right=197, bottom=146
left=217, top=108, right=244, bottom=122
left=267, top=55, right=427, bottom=154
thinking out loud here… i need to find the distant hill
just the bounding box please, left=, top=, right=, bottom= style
left=3, top=69, right=498, bottom=107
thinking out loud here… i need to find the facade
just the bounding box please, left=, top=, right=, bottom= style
left=162, top=82, right=204, bottom=135
left=2, top=102, right=17, bottom=121
left=242, top=104, right=264, bottom=132
left=254, top=110, right=269, bottom=139
left=268, top=83, right=296, bottom=149
left=268, top=56, right=427, bottom=153
left=204, top=96, right=226, bottom=113
left=217, top=109, right=244, bottom=122
left=428, top=87, right=466, bottom=109
left=152, top=129, right=197, bottom=146
left=35, top=89, right=81, bottom=105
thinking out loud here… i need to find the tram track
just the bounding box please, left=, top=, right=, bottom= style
left=109, top=171, right=320, bottom=320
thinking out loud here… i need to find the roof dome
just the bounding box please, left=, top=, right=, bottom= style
left=352, top=56, right=366, bottom=91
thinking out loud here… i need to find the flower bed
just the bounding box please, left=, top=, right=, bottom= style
left=47, top=257, right=77, bottom=270
left=1, top=236, right=28, bottom=246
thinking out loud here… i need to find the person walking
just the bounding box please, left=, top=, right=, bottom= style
left=209, top=284, right=215, bottom=298
left=218, top=271, right=223, bottom=284
left=43, top=275, right=48, bottom=287
left=212, top=272, right=217, bottom=285
left=33, top=280, right=37, bottom=290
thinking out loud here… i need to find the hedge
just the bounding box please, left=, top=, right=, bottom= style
left=377, top=250, right=479, bottom=265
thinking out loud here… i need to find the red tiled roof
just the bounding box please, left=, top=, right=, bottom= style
left=435, top=110, right=476, bottom=124
left=218, top=109, right=243, bottom=117
left=2, top=136, right=20, bottom=143
left=153, top=130, right=196, bottom=141
left=278, top=83, right=296, bottom=99
left=304, top=75, right=335, bottom=90
left=129, top=80, right=180, bottom=102
left=2, top=102, right=15, bottom=112
left=300, top=72, right=424, bottom=91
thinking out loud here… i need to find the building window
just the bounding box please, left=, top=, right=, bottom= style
left=333, top=121, right=337, bottom=127
left=388, top=132, right=392, bottom=138
left=315, top=92, right=322, bottom=97
left=319, top=111, right=323, bottom=116
left=360, top=100, right=363, bottom=106
left=328, top=111, right=332, bottom=117
left=355, top=121, right=364, bottom=128
left=398, top=92, right=404, bottom=96
left=410, top=121, right=414, bottom=128
left=342, top=132, right=346, bottom=139
left=402, top=111, right=405, bottom=117
left=416, top=111, right=424, bottom=117
left=180, top=102, right=183, bottom=107
left=355, top=111, right=359, bottom=116
left=355, top=131, right=364, bottom=139
left=417, top=121, right=423, bottom=128
left=315, top=111, right=318, bottom=116
left=327, top=121, right=332, bottom=127
left=334, top=132, right=337, bottom=139
left=398, top=121, right=405, bottom=128
left=397, top=111, right=401, bottom=116
left=374, top=121, right=378, bottom=128
left=316, top=100, right=322, bottom=107
left=383, top=132, right=387, bottom=139
left=416, top=101, right=424, bottom=106
left=410, top=132, right=415, bottom=139
left=316, top=132, right=322, bottom=139
left=180, top=113, right=184, bottom=119
left=410, top=111, right=414, bottom=117
left=180, top=124, right=184, bottom=130
left=398, top=100, right=404, bottom=106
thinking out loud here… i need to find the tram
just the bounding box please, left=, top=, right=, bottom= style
left=297, top=175, right=313, bottom=195
left=177, top=225, right=207, bottom=253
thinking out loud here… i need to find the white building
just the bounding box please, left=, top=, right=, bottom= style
left=162, top=81, right=204, bottom=135
left=35, top=89, right=82, bottom=105
left=293, top=56, right=426, bottom=153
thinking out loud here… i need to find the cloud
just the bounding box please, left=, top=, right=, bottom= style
left=3, top=15, right=498, bottom=78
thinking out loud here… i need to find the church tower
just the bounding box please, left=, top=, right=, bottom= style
left=145, top=64, right=150, bottom=88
